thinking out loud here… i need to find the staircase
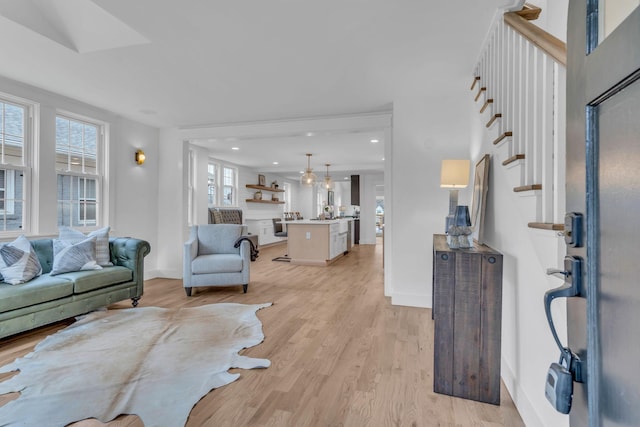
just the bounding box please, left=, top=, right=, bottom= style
left=472, top=4, right=567, bottom=232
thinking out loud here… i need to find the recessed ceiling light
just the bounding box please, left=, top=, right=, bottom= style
left=382, top=157, right=385, bottom=161
left=370, top=139, right=379, bottom=143
left=273, top=161, right=279, bottom=165
left=306, top=132, right=314, bottom=137
left=231, top=147, right=239, bottom=150
left=299, top=170, right=304, bottom=174
left=344, top=177, right=349, bottom=180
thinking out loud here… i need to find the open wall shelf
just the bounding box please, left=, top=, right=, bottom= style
left=246, top=184, right=284, bottom=193
left=245, top=199, right=285, bottom=204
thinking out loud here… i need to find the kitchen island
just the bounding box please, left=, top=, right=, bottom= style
left=285, top=219, right=350, bottom=266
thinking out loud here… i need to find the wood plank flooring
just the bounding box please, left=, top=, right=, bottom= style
left=0, top=240, right=526, bottom=427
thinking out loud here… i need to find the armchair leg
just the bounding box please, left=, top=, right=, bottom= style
left=185, top=287, right=192, bottom=297
left=242, top=284, right=248, bottom=293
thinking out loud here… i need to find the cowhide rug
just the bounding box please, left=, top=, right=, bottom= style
left=0, top=302, right=271, bottom=427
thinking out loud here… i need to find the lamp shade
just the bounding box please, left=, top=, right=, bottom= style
left=440, top=159, right=470, bottom=188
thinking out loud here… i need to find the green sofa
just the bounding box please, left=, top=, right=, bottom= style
left=0, top=237, right=151, bottom=340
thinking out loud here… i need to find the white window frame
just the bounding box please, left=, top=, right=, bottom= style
left=207, top=161, right=217, bottom=208
left=207, top=159, right=238, bottom=207
left=0, top=92, right=35, bottom=235
left=221, top=165, right=237, bottom=206
left=0, top=170, right=16, bottom=214
left=284, top=182, right=291, bottom=212
left=55, top=111, right=106, bottom=229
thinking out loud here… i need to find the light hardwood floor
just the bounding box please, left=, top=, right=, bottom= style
left=0, top=240, right=526, bottom=427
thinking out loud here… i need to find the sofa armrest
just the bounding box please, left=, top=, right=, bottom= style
left=109, top=238, right=151, bottom=297
left=183, top=238, right=198, bottom=287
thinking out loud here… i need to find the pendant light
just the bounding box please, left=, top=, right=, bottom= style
left=300, top=153, right=317, bottom=186
left=320, top=163, right=334, bottom=190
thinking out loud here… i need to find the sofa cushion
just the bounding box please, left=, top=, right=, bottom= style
left=0, top=275, right=73, bottom=312
left=51, top=237, right=102, bottom=276
left=192, top=254, right=243, bottom=274
left=0, top=235, right=43, bottom=285
left=56, top=266, right=133, bottom=294
left=59, top=226, right=113, bottom=266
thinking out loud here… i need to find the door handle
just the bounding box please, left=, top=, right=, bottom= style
left=544, top=255, right=584, bottom=383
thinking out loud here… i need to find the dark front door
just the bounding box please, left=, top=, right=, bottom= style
left=566, top=1, right=640, bottom=426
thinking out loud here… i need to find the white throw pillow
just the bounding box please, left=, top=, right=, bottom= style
left=58, top=226, right=112, bottom=266
left=50, top=236, right=103, bottom=276
left=0, top=235, right=43, bottom=285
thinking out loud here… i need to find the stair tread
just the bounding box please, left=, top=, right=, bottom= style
left=471, top=76, right=481, bottom=90
left=486, top=113, right=502, bottom=128
left=528, top=222, right=564, bottom=231
left=493, top=131, right=513, bottom=145
left=514, top=184, right=542, bottom=192
left=503, top=154, right=525, bottom=166
left=474, top=87, right=487, bottom=102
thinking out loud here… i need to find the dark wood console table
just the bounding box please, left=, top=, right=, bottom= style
left=432, top=234, right=503, bottom=405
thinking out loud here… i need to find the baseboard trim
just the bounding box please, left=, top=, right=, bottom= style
left=146, top=269, right=182, bottom=280
left=390, top=293, right=430, bottom=308
left=501, top=357, right=565, bottom=427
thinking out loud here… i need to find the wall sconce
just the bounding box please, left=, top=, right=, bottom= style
left=135, top=149, right=146, bottom=165
left=440, top=159, right=470, bottom=234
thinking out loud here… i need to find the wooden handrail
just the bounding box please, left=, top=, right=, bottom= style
left=504, top=11, right=566, bottom=66
left=515, top=3, right=542, bottom=21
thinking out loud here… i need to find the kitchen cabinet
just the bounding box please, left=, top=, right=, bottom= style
left=246, top=219, right=286, bottom=246
left=329, top=222, right=347, bottom=260
left=432, top=234, right=503, bottom=405
left=350, top=175, right=360, bottom=206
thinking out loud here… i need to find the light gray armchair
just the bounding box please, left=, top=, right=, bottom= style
left=183, top=224, right=250, bottom=296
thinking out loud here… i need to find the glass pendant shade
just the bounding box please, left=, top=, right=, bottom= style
left=300, top=154, right=317, bottom=186
left=320, top=163, right=334, bottom=190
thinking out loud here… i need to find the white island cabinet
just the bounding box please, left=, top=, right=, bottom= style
left=285, top=219, right=350, bottom=266
left=246, top=219, right=286, bottom=246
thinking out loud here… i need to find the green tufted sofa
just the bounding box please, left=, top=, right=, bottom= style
left=0, top=237, right=150, bottom=340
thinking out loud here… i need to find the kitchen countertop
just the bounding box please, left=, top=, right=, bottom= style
left=283, top=218, right=352, bottom=225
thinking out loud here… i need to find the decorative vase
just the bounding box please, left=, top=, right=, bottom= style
left=254, top=191, right=262, bottom=200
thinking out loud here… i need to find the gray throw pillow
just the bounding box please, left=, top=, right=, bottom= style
left=58, top=226, right=112, bottom=266
left=0, top=235, right=43, bottom=285
left=50, top=236, right=103, bottom=276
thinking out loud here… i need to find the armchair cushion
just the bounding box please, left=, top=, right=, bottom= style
left=183, top=224, right=251, bottom=293
left=192, top=254, right=244, bottom=274
left=196, top=224, right=243, bottom=255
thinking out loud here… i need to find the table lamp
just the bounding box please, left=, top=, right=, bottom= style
left=440, top=159, right=470, bottom=234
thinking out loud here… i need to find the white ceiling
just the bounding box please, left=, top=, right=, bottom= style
left=0, top=0, right=512, bottom=176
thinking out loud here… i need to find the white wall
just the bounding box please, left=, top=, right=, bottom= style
left=359, top=173, right=383, bottom=245
left=0, top=75, right=160, bottom=277
left=110, top=117, right=160, bottom=278
left=534, top=0, right=570, bottom=42
left=465, top=3, right=571, bottom=426
left=388, top=93, right=474, bottom=308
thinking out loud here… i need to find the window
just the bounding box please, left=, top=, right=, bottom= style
left=284, top=183, right=291, bottom=212
left=207, top=162, right=216, bottom=207
left=222, top=166, right=237, bottom=206
left=207, top=160, right=237, bottom=207
left=56, top=115, right=103, bottom=227
left=0, top=97, right=30, bottom=232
